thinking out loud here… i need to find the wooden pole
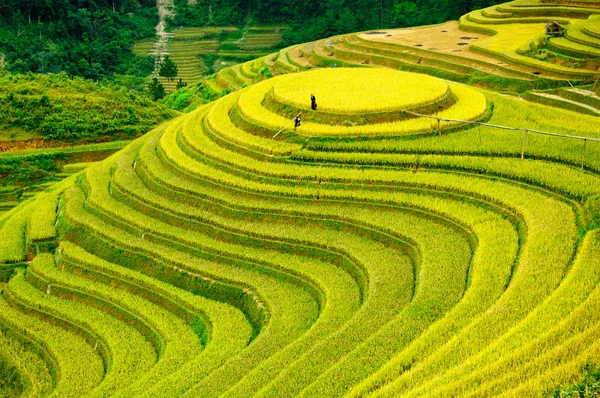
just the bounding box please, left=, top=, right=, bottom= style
left=582, top=138, right=587, bottom=170
left=521, top=129, right=528, bottom=160
left=274, top=119, right=295, bottom=138
left=478, top=127, right=482, bottom=144
left=436, top=108, right=441, bottom=136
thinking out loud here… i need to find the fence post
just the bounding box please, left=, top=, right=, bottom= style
left=582, top=138, right=587, bottom=170
left=436, top=108, right=441, bottom=136
left=521, top=129, right=528, bottom=160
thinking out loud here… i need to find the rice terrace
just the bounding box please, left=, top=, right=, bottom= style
left=1, top=0, right=600, bottom=396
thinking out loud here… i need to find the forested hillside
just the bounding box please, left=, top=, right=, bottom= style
left=173, top=0, right=504, bottom=29
left=0, top=0, right=158, bottom=79
left=0, top=0, right=504, bottom=79
left=188, top=0, right=506, bottom=45
left=0, top=72, right=175, bottom=142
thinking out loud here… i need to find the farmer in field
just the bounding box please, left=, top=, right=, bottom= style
left=311, top=94, right=317, bottom=111
left=294, top=113, right=301, bottom=129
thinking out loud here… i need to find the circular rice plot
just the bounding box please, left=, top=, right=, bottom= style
left=241, top=67, right=488, bottom=138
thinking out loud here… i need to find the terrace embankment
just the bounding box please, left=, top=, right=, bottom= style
left=1, top=51, right=600, bottom=397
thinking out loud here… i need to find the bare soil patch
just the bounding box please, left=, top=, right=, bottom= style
left=359, top=21, right=511, bottom=66
left=289, top=46, right=312, bottom=67
left=0, top=139, right=68, bottom=153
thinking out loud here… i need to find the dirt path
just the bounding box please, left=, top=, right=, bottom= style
left=152, top=0, right=175, bottom=75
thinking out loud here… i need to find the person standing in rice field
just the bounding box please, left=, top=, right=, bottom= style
left=294, top=113, right=301, bottom=129
left=311, top=94, right=317, bottom=111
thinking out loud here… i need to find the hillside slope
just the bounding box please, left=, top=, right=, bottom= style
left=1, top=1, right=600, bottom=396
left=0, top=0, right=158, bottom=79
left=0, top=72, right=176, bottom=143
left=0, top=72, right=176, bottom=216
left=167, top=0, right=600, bottom=113
left=1, top=66, right=599, bottom=396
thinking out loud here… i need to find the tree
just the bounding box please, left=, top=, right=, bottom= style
left=158, top=55, right=178, bottom=91
left=391, top=1, right=419, bottom=28
left=148, top=77, right=165, bottom=101
left=176, top=78, right=187, bottom=89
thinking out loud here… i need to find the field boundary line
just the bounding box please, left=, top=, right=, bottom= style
left=403, top=109, right=599, bottom=168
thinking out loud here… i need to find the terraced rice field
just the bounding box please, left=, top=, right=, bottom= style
left=194, top=0, right=599, bottom=118
left=235, top=27, right=286, bottom=51
left=0, top=141, right=131, bottom=215
left=134, top=26, right=286, bottom=88
left=1, top=65, right=600, bottom=396
left=133, top=27, right=225, bottom=86
left=459, top=3, right=600, bottom=78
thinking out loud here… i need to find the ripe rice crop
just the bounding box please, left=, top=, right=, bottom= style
left=0, top=273, right=105, bottom=396
left=272, top=67, right=449, bottom=113
left=2, top=11, right=600, bottom=395
left=238, top=76, right=486, bottom=137
left=0, top=205, right=32, bottom=263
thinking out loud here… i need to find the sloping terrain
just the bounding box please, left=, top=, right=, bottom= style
left=184, top=0, right=599, bottom=114
left=2, top=1, right=600, bottom=396
left=0, top=72, right=176, bottom=216
left=1, top=65, right=600, bottom=396
left=134, top=26, right=287, bottom=87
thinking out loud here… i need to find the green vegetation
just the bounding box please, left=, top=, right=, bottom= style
left=2, top=0, right=600, bottom=396
left=170, top=0, right=506, bottom=46
left=547, top=364, right=600, bottom=397
left=170, top=0, right=247, bottom=27
left=0, top=0, right=157, bottom=79
left=0, top=155, right=60, bottom=187
left=0, top=72, right=176, bottom=142
left=0, top=141, right=129, bottom=215
left=0, top=356, right=24, bottom=398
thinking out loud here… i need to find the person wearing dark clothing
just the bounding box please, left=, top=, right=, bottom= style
left=311, top=94, right=317, bottom=111
left=294, top=113, right=301, bottom=129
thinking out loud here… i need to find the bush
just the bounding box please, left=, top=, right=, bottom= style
left=164, top=91, right=191, bottom=111
left=0, top=72, right=175, bottom=142
left=39, top=95, right=50, bottom=106
left=547, top=364, right=600, bottom=398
